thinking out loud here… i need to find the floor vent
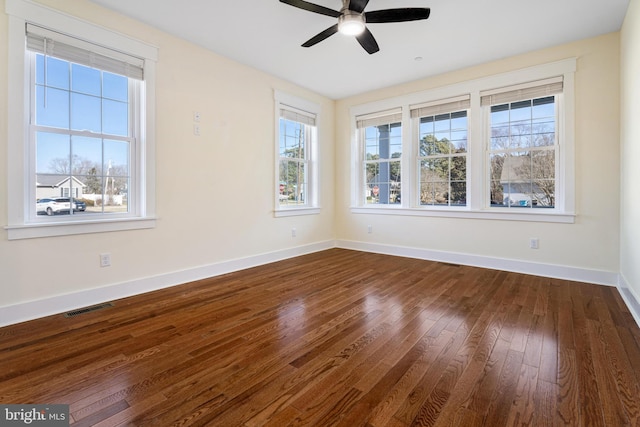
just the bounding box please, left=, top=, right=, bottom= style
left=64, top=302, right=114, bottom=318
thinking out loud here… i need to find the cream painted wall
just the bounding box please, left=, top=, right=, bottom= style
left=0, top=0, right=335, bottom=308
left=621, top=0, right=640, bottom=298
left=335, top=33, right=621, bottom=275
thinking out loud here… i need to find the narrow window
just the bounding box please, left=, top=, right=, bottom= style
left=357, top=111, right=403, bottom=205
left=274, top=91, right=320, bottom=215
left=412, top=96, right=470, bottom=207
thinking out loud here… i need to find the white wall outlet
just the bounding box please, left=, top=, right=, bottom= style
left=367, top=225, right=372, bottom=234
left=100, top=253, right=111, bottom=267
left=291, top=228, right=296, bottom=238
left=193, top=111, right=201, bottom=122
left=530, top=238, right=539, bottom=249
left=193, top=124, right=201, bottom=136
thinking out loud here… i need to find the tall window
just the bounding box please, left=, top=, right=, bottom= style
left=412, top=97, right=469, bottom=207
left=6, top=0, right=157, bottom=239
left=482, top=78, right=561, bottom=209
left=357, top=111, right=403, bottom=205
left=29, top=25, right=140, bottom=217
left=274, top=91, right=320, bottom=216
left=278, top=108, right=315, bottom=206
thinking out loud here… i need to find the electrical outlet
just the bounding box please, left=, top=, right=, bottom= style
left=193, top=111, right=201, bottom=122
left=100, top=253, right=111, bottom=267
left=291, top=228, right=296, bottom=238
left=529, top=238, right=539, bottom=249
left=193, top=124, right=201, bottom=136
left=367, top=225, right=372, bottom=234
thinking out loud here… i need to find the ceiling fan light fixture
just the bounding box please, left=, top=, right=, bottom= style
left=338, top=12, right=365, bottom=35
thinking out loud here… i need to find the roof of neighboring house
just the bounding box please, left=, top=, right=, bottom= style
left=36, top=174, right=87, bottom=188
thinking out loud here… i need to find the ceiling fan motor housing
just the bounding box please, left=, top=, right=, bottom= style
left=338, top=10, right=366, bottom=35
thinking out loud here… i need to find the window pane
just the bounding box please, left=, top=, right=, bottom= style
left=36, top=86, right=70, bottom=128
left=71, top=64, right=101, bottom=96
left=103, top=174, right=129, bottom=213
left=489, top=153, right=506, bottom=206
left=105, top=139, right=130, bottom=179
left=36, top=55, right=69, bottom=89
left=36, top=132, right=71, bottom=173
left=103, top=72, right=128, bottom=102
left=71, top=93, right=101, bottom=132
left=103, top=99, right=128, bottom=136
left=450, top=181, right=466, bottom=206
left=72, top=136, right=102, bottom=176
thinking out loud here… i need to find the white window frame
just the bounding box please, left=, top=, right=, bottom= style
left=5, top=0, right=158, bottom=239
left=411, top=95, right=471, bottom=208
left=350, top=58, right=576, bottom=223
left=274, top=90, right=320, bottom=217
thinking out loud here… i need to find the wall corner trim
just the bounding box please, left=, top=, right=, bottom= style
left=618, top=274, right=640, bottom=329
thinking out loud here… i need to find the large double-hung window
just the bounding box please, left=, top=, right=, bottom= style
left=274, top=91, right=321, bottom=216
left=482, top=78, right=562, bottom=209
left=29, top=24, right=140, bottom=217
left=412, top=96, right=470, bottom=207
left=6, top=0, right=157, bottom=239
left=358, top=110, right=403, bottom=205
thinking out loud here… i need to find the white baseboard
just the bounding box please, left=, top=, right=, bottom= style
left=618, top=274, right=640, bottom=329
left=1, top=239, right=631, bottom=329
left=336, top=240, right=619, bottom=286
left=0, top=240, right=335, bottom=328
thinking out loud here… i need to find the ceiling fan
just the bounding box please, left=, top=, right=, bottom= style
left=279, top=0, right=431, bottom=54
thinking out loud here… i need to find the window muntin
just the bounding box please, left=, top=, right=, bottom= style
left=416, top=111, right=468, bottom=206
left=488, top=96, right=557, bottom=208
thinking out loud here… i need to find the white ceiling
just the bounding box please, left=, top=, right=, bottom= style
left=88, top=0, right=630, bottom=99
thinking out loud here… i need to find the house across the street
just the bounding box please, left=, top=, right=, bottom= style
left=36, top=174, right=87, bottom=200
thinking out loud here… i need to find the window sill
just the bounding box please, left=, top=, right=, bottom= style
left=274, top=207, right=321, bottom=218
left=5, top=216, right=157, bottom=240
left=350, top=206, right=575, bottom=223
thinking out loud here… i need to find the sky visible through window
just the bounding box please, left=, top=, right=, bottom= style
left=34, top=54, right=130, bottom=177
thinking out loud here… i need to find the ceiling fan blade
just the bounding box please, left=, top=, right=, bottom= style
left=365, top=8, right=431, bottom=23
left=302, top=24, right=339, bottom=47
left=356, top=27, right=379, bottom=54
left=279, top=0, right=341, bottom=18
left=348, top=0, right=370, bottom=13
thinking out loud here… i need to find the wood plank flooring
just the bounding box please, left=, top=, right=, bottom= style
left=1, top=248, right=640, bottom=426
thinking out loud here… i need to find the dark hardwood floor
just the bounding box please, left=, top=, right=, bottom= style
left=1, top=249, right=640, bottom=426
